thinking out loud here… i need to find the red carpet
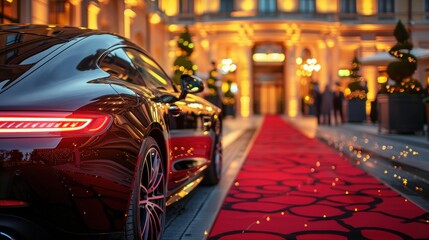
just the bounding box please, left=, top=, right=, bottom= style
left=209, top=115, right=429, bottom=240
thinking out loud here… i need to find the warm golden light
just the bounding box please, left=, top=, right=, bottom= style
left=201, top=39, right=209, bottom=50
left=124, top=0, right=138, bottom=6
left=316, top=0, right=337, bottom=12
left=377, top=76, right=387, bottom=83
left=240, top=96, right=250, bottom=117
left=150, top=12, right=161, bottom=24
left=338, top=69, right=350, bottom=77
left=252, top=53, right=285, bottom=62
left=359, top=0, right=376, bottom=15
left=288, top=99, right=298, bottom=117
left=88, top=2, right=100, bottom=30
left=168, top=24, right=179, bottom=32
left=239, top=0, right=255, bottom=11
left=124, top=8, right=136, bottom=38
left=278, top=0, right=296, bottom=11
left=162, top=0, right=178, bottom=16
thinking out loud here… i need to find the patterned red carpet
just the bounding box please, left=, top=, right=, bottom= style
left=209, top=115, right=429, bottom=240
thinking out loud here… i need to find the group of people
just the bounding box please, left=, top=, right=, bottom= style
left=313, top=82, right=344, bottom=125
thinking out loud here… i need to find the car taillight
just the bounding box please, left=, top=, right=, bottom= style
left=0, top=112, right=112, bottom=136
left=0, top=200, right=29, bottom=207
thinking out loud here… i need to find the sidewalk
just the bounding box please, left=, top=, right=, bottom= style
left=285, top=116, right=429, bottom=172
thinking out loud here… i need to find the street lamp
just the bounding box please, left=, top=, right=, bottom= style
left=296, top=58, right=321, bottom=77
left=296, top=57, right=321, bottom=115
left=218, top=58, right=237, bottom=74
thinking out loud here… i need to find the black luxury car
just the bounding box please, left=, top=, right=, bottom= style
left=0, top=24, right=222, bottom=240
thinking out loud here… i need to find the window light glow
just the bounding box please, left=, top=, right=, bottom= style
left=252, top=53, right=285, bottom=63
left=88, top=2, right=100, bottom=30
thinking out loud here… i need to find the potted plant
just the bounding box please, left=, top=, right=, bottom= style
left=377, top=20, right=425, bottom=134
left=345, top=57, right=368, bottom=122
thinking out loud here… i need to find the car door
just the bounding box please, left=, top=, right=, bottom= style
left=124, top=48, right=213, bottom=192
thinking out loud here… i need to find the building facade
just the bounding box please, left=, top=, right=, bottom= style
left=3, top=0, right=429, bottom=117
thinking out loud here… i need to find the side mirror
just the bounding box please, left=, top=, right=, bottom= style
left=179, top=74, right=204, bottom=99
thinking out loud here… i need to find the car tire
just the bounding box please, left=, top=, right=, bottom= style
left=202, top=120, right=222, bottom=185
left=124, top=136, right=166, bottom=240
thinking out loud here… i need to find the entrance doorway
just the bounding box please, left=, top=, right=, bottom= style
left=252, top=43, right=285, bottom=115
left=253, top=65, right=284, bottom=114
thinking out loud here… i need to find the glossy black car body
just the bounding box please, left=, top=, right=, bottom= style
left=0, top=24, right=222, bottom=240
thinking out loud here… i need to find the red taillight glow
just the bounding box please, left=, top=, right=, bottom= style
left=0, top=112, right=111, bottom=135
left=0, top=200, right=29, bottom=207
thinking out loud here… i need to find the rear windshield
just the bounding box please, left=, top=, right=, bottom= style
left=0, top=32, right=67, bottom=89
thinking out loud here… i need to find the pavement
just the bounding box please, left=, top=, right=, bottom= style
left=284, top=116, right=429, bottom=173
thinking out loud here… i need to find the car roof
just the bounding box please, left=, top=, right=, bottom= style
left=0, top=24, right=103, bottom=41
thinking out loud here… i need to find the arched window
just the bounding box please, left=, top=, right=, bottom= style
left=378, top=0, right=395, bottom=13
left=341, top=0, right=356, bottom=13
left=179, top=0, right=194, bottom=14
left=220, top=0, right=234, bottom=13
left=299, top=0, right=315, bottom=13
left=258, top=0, right=276, bottom=14
left=49, top=0, right=76, bottom=25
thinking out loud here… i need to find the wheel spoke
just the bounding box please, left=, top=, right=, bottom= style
left=138, top=145, right=165, bottom=240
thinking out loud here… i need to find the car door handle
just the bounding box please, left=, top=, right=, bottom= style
left=169, top=104, right=182, bottom=117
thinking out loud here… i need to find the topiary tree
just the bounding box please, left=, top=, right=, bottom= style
left=346, top=56, right=367, bottom=100
left=386, top=20, right=422, bottom=94
left=173, top=26, right=197, bottom=85
left=204, top=61, right=222, bottom=107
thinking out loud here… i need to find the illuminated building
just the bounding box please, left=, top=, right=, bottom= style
left=5, top=0, right=429, bottom=117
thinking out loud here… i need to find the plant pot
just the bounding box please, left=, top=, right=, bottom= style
left=347, top=99, right=367, bottom=123
left=377, top=94, right=424, bottom=134
left=425, top=102, right=429, bottom=140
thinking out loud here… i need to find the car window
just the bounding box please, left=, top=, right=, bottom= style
left=0, top=32, right=67, bottom=89
left=124, top=48, right=175, bottom=92
left=99, top=48, right=145, bottom=85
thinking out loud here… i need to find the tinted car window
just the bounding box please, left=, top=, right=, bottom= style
left=0, top=32, right=67, bottom=88
left=124, top=48, right=175, bottom=91
left=99, top=48, right=145, bottom=85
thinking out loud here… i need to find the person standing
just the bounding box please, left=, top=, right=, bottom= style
left=333, top=82, right=344, bottom=125
left=312, top=82, right=322, bottom=124
left=321, top=84, right=333, bottom=125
